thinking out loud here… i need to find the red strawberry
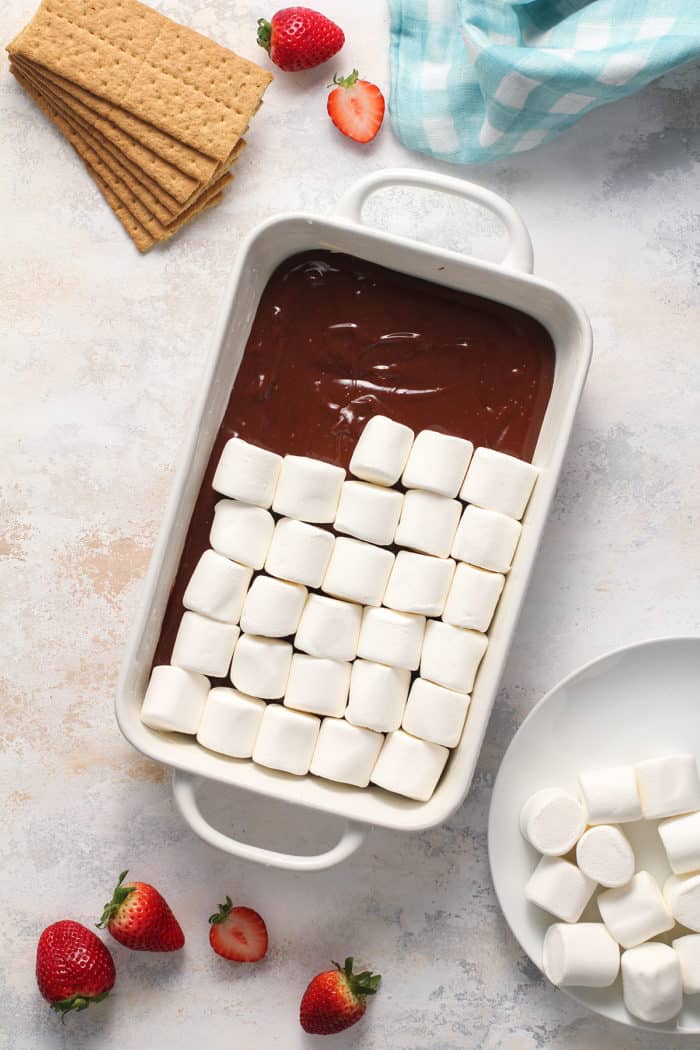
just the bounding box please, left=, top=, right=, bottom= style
left=208, top=897, right=268, bottom=962
left=36, top=920, right=115, bottom=1015
left=326, top=70, right=385, bottom=144
left=97, top=870, right=184, bottom=952
left=257, top=7, right=344, bottom=72
left=300, top=956, right=381, bottom=1035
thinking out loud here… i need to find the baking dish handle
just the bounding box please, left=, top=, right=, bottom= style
left=172, top=770, right=368, bottom=871
left=336, top=169, right=534, bottom=274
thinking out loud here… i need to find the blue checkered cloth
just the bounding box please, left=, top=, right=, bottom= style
left=388, top=0, right=700, bottom=163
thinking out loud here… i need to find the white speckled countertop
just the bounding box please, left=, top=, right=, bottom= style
left=2, top=1, right=699, bottom=1046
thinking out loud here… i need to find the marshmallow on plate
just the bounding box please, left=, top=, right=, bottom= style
left=543, top=923, right=620, bottom=988
left=183, top=549, right=252, bottom=624
left=141, top=665, right=209, bottom=734
left=664, top=873, right=700, bottom=932
left=171, top=612, right=239, bottom=678
left=212, top=438, right=282, bottom=508
left=525, top=856, right=597, bottom=923
left=322, top=537, right=394, bottom=607
left=265, top=517, right=334, bottom=588
left=346, top=660, right=411, bottom=733
left=357, top=606, right=426, bottom=671
left=394, top=490, right=461, bottom=559
left=349, top=415, right=414, bottom=486
left=636, top=753, right=700, bottom=819
left=578, top=764, right=643, bottom=824
left=284, top=654, right=351, bottom=718
left=598, top=871, right=674, bottom=948
left=209, top=499, right=274, bottom=569
left=401, top=429, right=473, bottom=498
left=252, top=704, right=320, bottom=776
left=519, top=788, right=587, bottom=857
left=295, top=594, right=362, bottom=662
left=371, top=730, right=449, bottom=802
left=383, top=551, right=455, bottom=617
left=576, top=825, right=635, bottom=888
left=621, top=943, right=682, bottom=1024
left=402, top=678, right=470, bottom=748
left=334, top=481, right=403, bottom=546
left=272, top=455, right=345, bottom=523
left=240, top=575, right=307, bottom=638
left=310, top=718, right=383, bottom=788
left=230, top=634, right=292, bottom=699
left=442, top=562, right=505, bottom=633
left=659, top=810, right=700, bottom=875
left=196, top=687, right=265, bottom=758
left=420, top=621, right=488, bottom=694
left=672, top=934, right=700, bottom=995
left=452, top=505, right=522, bottom=573
left=460, top=447, right=538, bottom=520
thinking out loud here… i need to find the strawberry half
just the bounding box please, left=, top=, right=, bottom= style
left=208, top=897, right=268, bottom=962
left=36, top=920, right=115, bottom=1015
left=326, top=70, right=385, bottom=144
left=257, top=7, right=344, bottom=72
left=97, top=870, right=184, bottom=952
left=300, top=957, right=381, bottom=1035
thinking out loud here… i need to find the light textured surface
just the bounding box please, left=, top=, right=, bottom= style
left=2, top=0, right=699, bottom=1046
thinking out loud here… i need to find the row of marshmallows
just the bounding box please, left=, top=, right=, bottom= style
left=140, top=416, right=539, bottom=801
left=520, top=754, right=700, bottom=1024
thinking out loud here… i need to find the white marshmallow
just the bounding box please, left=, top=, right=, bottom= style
left=460, top=447, right=539, bottom=520
left=334, top=480, right=403, bottom=546
left=272, top=455, right=345, bottom=523
left=519, top=788, right=587, bottom=857
left=171, top=612, right=239, bottom=678
left=621, top=943, right=682, bottom=1024
left=295, top=594, right=362, bottom=662
left=212, top=438, right=282, bottom=508
left=357, top=606, right=426, bottom=671
left=265, top=517, right=334, bottom=588
left=230, top=634, right=292, bottom=699
left=598, top=871, right=674, bottom=949
left=576, top=825, right=635, bottom=888
left=209, top=499, right=274, bottom=569
left=252, top=704, right=320, bottom=776
left=672, top=934, right=700, bottom=995
left=664, top=874, right=700, bottom=932
left=384, top=551, right=455, bottom=617
left=310, top=718, right=383, bottom=788
left=322, top=536, right=394, bottom=607
left=240, top=575, right=307, bottom=638
left=578, top=764, right=643, bottom=824
left=182, top=549, right=252, bottom=624
left=442, top=562, right=505, bottom=632
left=542, top=923, right=620, bottom=988
left=395, top=490, right=461, bottom=559
left=346, top=660, right=411, bottom=733
left=525, top=856, right=597, bottom=923
left=636, top=753, right=700, bottom=819
left=659, top=810, right=700, bottom=875
left=196, top=687, right=265, bottom=758
left=141, top=665, right=209, bottom=734
left=284, top=654, right=351, bottom=718
left=401, top=430, right=473, bottom=498
left=371, top=730, right=449, bottom=801
left=349, top=415, right=414, bottom=486
left=451, top=505, right=522, bottom=573
left=420, top=621, right=488, bottom=694
left=402, top=678, right=470, bottom=748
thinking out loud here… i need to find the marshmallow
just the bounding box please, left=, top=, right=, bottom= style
left=525, top=856, right=597, bottom=923
left=636, top=753, right=700, bottom=819
left=265, top=517, right=334, bottom=588
left=182, top=549, right=252, bottom=624
left=576, top=825, right=635, bottom=888
left=621, top=943, right=682, bottom=1024
left=209, top=499, right=274, bottom=570
left=171, top=612, right=239, bottom=678
left=346, top=660, right=411, bottom=733
left=542, top=923, right=620, bottom=988
left=252, top=704, right=320, bottom=776
left=402, top=678, right=470, bottom=748
left=401, top=430, right=473, bottom=498
left=442, top=562, right=505, bottom=633
left=230, top=634, right=292, bottom=699
left=420, top=621, right=488, bottom=694
left=519, top=788, right=587, bottom=857
left=310, top=718, right=383, bottom=788
left=357, top=606, right=426, bottom=672
left=334, top=480, right=403, bottom=547
left=141, top=665, right=209, bottom=734
left=664, top=874, right=700, bottom=932
left=322, top=537, right=394, bottom=607
left=295, top=594, right=362, bottom=662
left=272, top=455, right=345, bottom=523
left=451, top=505, right=522, bottom=573
left=212, top=437, right=282, bottom=508
left=460, top=447, right=539, bottom=520
left=598, top=871, right=674, bottom=948
left=384, top=551, right=455, bottom=617
left=371, top=730, right=449, bottom=801
left=394, top=489, right=462, bottom=559
left=240, top=575, right=307, bottom=638
left=349, top=415, right=414, bottom=486
left=578, top=764, right=643, bottom=824
left=659, top=811, right=700, bottom=875
left=196, top=687, right=265, bottom=758
left=284, top=654, right=351, bottom=718
left=672, top=934, right=700, bottom=995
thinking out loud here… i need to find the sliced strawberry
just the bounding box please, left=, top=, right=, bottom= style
left=327, top=70, right=385, bottom=144
left=208, top=898, right=268, bottom=962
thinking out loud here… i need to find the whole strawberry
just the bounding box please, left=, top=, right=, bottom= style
left=36, top=920, right=115, bottom=1015
left=257, top=7, right=344, bottom=72
left=208, top=897, right=268, bottom=962
left=97, top=870, right=184, bottom=952
left=300, top=957, right=381, bottom=1035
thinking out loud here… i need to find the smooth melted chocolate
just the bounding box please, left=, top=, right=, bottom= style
left=154, top=250, right=554, bottom=665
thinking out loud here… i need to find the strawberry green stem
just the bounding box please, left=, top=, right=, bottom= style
left=333, top=957, right=381, bottom=998
left=209, top=895, right=234, bottom=925
left=256, top=18, right=272, bottom=53
left=97, top=870, right=134, bottom=928
left=329, top=69, right=359, bottom=90
left=51, top=990, right=110, bottom=1016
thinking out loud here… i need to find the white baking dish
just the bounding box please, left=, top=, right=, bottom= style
left=116, top=170, right=592, bottom=870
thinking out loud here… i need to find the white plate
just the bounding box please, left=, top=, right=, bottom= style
left=488, top=636, right=700, bottom=1034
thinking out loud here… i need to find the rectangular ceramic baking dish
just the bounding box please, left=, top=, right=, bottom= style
left=116, top=169, right=592, bottom=870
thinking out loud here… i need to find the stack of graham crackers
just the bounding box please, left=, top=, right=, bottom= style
left=8, top=0, right=273, bottom=251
